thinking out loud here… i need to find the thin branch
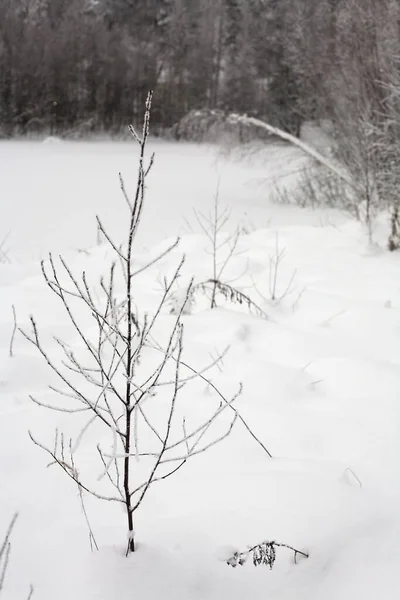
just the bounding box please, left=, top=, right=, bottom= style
left=131, top=237, right=180, bottom=278
left=29, top=432, right=123, bottom=504
left=21, top=321, right=126, bottom=437
left=162, top=349, right=273, bottom=458
left=119, top=172, right=132, bottom=210
left=96, top=446, right=124, bottom=499
left=96, top=217, right=126, bottom=262
left=9, top=305, right=17, bottom=358
left=0, top=513, right=18, bottom=594
left=130, top=325, right=184, bottom=511
left=70, top=449, right=99, bottom=552
left=26, top=585, right=34, bottom=600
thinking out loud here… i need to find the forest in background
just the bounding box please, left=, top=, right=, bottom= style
left=1, top=0, right=399, bottom=138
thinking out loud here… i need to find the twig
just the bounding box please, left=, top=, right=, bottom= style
left=149, top=339, right=272, bottom=458
left=26, top=585, right=34, bottom=600
left=70, top=449, right=99, bottom=552
left=9, top=305, right=17, bottom=358
left=0, top=513, right=18, bottom=594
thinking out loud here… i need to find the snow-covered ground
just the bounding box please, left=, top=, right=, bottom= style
left=0, top=139, right=343, bottom=262
left=0, top=139, right=399, bottom=599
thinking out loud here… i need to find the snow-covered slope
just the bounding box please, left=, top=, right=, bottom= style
left=0, top=141, right=399, bottom=600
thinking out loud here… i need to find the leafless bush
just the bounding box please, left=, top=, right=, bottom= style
left=273, top=163, right=357, bottom=215
left=22, top=94, right=242, bottom=555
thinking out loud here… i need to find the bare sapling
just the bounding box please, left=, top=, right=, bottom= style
left=251, top=233, right=296, bottom=306
left=188, top=188, right=267, bottom=318
left=268, top=233, right=296, bottom=303
left=192, top=184, right=241, bottom=308
left=22, top=93, right=241, bottom=555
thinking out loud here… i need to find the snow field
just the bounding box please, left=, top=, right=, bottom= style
left=0, top=140, right=399, bottom=599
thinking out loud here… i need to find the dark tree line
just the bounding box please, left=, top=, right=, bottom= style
left=0, top=0, right=400, bottom=137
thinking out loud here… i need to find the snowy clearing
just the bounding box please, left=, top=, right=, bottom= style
left=0, top=139, right=343, bottom=262
left=0, top=140, right=399, bottom=600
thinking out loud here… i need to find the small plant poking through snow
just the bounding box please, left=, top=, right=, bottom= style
left=186, top=189, right=268, bottom=317
left=268, top=233, right=296, bottom=303
left=193, top=280, right=268, bottom=319
left=225, top=540, right=309, bottom=569
left=252, top=233, right=297, bottom=306
left=190, top=185, right=242, bottom=310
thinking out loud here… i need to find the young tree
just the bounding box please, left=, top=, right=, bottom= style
left=22, top=94, right=241, bottom=554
